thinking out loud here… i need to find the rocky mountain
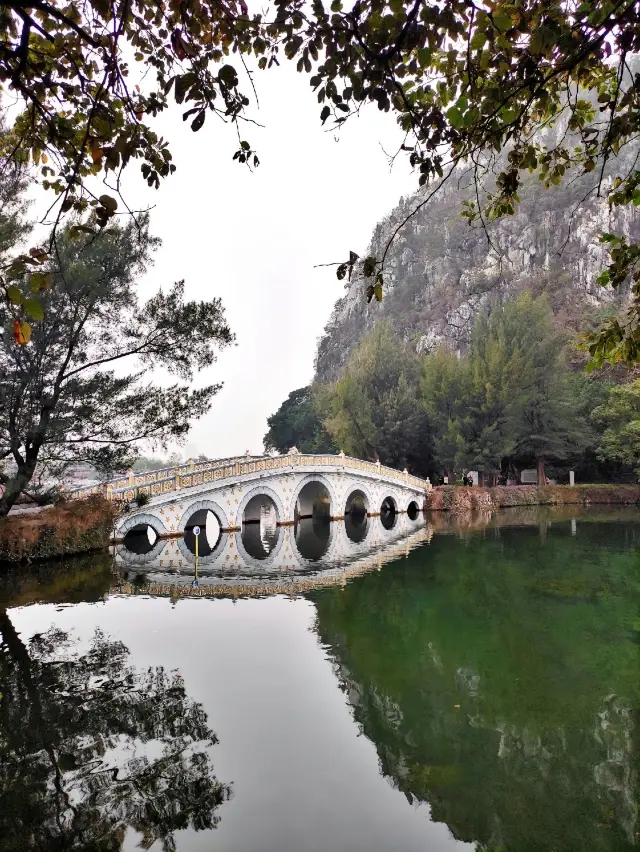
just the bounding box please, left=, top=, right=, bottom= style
left=315, top=148, right=640, bottom=382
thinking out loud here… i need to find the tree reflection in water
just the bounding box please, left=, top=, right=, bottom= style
left=0, top=611, right=230, bottom=852
left=310, top=521, right=640, bottom=851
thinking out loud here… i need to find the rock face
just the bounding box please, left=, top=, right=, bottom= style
left=315, top=151, right=640, bottom=382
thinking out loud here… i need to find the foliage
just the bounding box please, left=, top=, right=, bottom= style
left=2, top=0, right=640, bottom=362
left=319, top=321, right=433, bottom=477
left=135, top=490, right=151, bottom=507
left=593, top=378, right=640, bottom=474
left=0, top=495, right=119, bottom=562
left=132, top=455, right=173, bottom=471
left=263, top=386, right=337, bottom=454
left=315, top=6, right=640, bottom=364
left=0, top=215, right=233, bottom=517
left=422, top=293, right=591, bottom=481
left=491, top=293, right=590, bottom=474
left=420, top=349, right=468, bottom=476
left=0, top=614, right=230, bottom=850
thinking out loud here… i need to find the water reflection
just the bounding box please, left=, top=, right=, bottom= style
left=113, top=510, right=428, bottom=581
left=344, top=510, right=369, bottom=543
left=1, top=510, right=639, bottom=851
left=380, top=507, right=397, bottom=530
left=0, top=610, right=230, bottom=851
left=241, top=504, right=281, bottom=560
left=310, top=519, right=640, bottom=851
left=295, top=516, right=332, bottom=561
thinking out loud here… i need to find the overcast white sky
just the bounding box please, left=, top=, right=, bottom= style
left=35, top=63, right=417, bottom=459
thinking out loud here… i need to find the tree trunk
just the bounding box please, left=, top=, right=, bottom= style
left=537, top=458, right=546, bottom=486
left=0, top=460, right=38, bottom=519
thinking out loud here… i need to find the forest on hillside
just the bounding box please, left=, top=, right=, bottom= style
left=265, top=295, right=640, bottom=484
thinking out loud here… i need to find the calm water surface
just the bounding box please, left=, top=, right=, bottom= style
left=1, top=509, right=638, bottom=851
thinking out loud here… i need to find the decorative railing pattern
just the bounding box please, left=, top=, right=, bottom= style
left=70, top=453, right=431, bottom=503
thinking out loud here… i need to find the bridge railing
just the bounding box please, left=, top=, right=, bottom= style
left=69, top=453, right=431, bottom=503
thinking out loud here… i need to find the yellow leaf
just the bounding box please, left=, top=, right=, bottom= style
left=42, top=153, right=48, bottom=164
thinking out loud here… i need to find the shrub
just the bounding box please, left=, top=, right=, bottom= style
left=0, top=497, right=121, bottom=563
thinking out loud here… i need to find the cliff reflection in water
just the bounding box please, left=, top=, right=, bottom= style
left=310, top=519, right=640, bottom=851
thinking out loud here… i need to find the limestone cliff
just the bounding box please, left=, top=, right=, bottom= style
left=315, top=150, right=640, bottom=382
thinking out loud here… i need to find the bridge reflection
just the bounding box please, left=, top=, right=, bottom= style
left=112, top=512, right=432, bottom=596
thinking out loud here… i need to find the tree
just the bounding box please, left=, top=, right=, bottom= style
left=263, top=386, right=337, bottom=454
left=593, top=378, right=640, bottom=475
left=420, top=349, right=468, bottom=479
left=420, top=294, right=592, bottom=483
left=132, top=455, right=171, bottom=472
left=2, top=1, right=640, bottom=364
left=488, top=293, right=589, bottom=483
left=0, top=217, right=233, bottom=516
left=320, top=321, right=433, bottom=476
left=0, top=613, right=231, bottom=851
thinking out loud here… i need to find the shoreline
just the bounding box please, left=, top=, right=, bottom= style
left=426, top=484, right=640, bottom=513
left=1, top=485, right=638, bottom=565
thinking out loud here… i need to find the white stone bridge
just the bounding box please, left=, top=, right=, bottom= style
left=72, top=452, right=431, bottom=542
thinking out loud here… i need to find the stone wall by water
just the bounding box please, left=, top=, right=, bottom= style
left=427, top=484, right=640, bottom=513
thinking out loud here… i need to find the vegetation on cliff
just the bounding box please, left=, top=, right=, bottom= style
left=268, top=293, right=638, bottom=482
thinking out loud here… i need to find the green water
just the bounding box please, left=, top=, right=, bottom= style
left=0, top=510, right=638, bottom=851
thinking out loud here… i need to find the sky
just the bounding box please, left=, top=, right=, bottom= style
left=34, top=62, right=417, bottom=459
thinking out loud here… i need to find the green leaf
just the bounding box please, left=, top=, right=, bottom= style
left=320, top=105, right=331, bottom=123
left=30, top=271, right=53, bottom=292
left=23, top=297, right=44, bottom=320
left=6, top=285, right=23, bottom=305
left=492, top=12, right=511, bottom=32
left=446, top=106, right=463, bottom=128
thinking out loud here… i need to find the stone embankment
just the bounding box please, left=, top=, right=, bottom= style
left=427, top=484, right=640, bottom=513
left=0, top=497, right=119, bottom=563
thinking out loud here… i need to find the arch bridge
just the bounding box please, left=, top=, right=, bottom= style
left=71, top=452, right=431, bottom=542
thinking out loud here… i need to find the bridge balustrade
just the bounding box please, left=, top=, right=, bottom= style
left=70, top=453, right=431, bottom=504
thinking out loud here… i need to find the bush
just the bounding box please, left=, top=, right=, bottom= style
left=0, top=497, right=121, bottom=563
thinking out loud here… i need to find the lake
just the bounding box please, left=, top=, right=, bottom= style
left=1, top=508, right=638, bottom=851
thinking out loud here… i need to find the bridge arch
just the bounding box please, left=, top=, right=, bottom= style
left=344, top=487, right=371, bottom=517
left=291, top=474, right=339, bottom=521
left=118, top=512, right=167, bottom=539
left=407, top=499, right=421, bottom=519
left=380, top=494, right=399, bottom=530
left=237, top=485, right=286, bottom=527
left=178, top=498, right=231, bottom=533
